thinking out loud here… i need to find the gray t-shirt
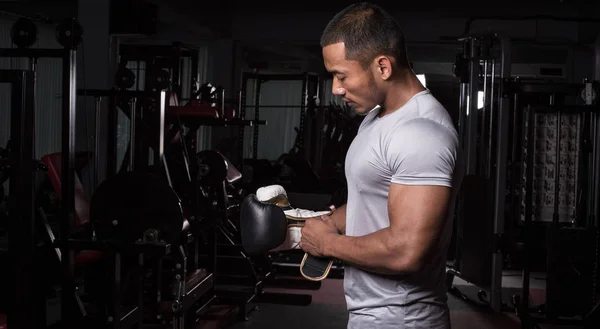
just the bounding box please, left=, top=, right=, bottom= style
left=343, top=89, right=462, bottom=329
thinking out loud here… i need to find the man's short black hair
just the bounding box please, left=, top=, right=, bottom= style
left=320, top=2, right=409, bottom=69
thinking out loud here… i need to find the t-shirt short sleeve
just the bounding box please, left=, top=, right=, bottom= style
left=386, top=118, right=458, bottom=187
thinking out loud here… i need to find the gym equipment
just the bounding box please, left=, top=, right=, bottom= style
left=447, top=33, right=600, bottom=329
left=115, top=67, right=136, bottom=90
left=118, top=43, right=199, bottom=103
left=196, top=82, right=221, bottom=104
left=1, top=24, right=81, bottom=328
left=239, top=72, right=321, bottom=168
left=91, top=171, right=185, bottom=244
left=55, top=18, right=83, bottom=49
left=240, top=184, right=334, bottom=281
left=88, top=169, right=213, bottom=329
left=10, top=18, right=38, bottom=48
left=148, top=69, right=171, bottom=91
left=446, top=33, right=512, bottom=313
left=0, top=142, right=9, bottom=186
left=77, top=86, right=221, bottom=328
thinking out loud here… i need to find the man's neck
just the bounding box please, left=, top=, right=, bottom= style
left=378, top=73, right=426, bottom=117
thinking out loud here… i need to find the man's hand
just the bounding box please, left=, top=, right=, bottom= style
left=300, top=216, right=339, bottom=257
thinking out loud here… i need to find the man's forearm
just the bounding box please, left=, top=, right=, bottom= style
left=329, top=204, right=347, bottom=234
left=325, top=228, right=413, bottom=275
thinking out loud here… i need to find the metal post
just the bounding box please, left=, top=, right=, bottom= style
left=5, top=70, right=38, bottom=329
left=220, top=88, right=226, bottom=119
left=487, top=59, right=496, bottom=177
left=129, top=97, right=137, bottom=170
left=107, top=90, right=118, bottom=179
left=522, top=105, right=536, bottom=326
left=490, top=34, right=511, bottom=313
left=159, top=91, right=172, bottom=187
left=94, top=96, right=102, bottom=189
left=482, top=59, right=489, bottom=175
left=253, top=79, right=261, bottom=159
left=60, top=48, right=78, bottom=328
left=238, top=73, right=248, bottom=167
left=300, top=73, right=308, bottom=160
left=466, top=39, right=480, bottom=175
left=592, top=35, right=600, bottom=228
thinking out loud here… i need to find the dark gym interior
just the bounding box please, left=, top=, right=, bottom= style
left=1, top=0, right=600, bottom=328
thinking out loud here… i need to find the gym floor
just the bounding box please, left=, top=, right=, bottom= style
left=206, top=271, right=581, bottom=329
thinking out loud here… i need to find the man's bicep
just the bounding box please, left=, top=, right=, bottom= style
left=387, top=184, right=452, bottom=266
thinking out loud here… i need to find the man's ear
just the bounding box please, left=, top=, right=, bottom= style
left=374, top=56, right=393, bottom=80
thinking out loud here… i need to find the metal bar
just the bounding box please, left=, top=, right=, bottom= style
left=593, top=111, right=600, bottom=229
left=77, top=89, right=146, bottom=98
left=487, top=59, right=496, bottom=178
left=458, top=81, right=468, bottom=156
left=466, top=39, right=480, bottom=175
left=77, top=89, right=114, bottom=97
left=252, top=79, right=261, bottom=159
left=94, top=97, right=102, bottom=189
left=220, top=88, right=226, bottom=119
left=482, top=59, right=489, bottom=176
left=300, top=73, right=308, bottom=158
left=158, top=91, right=166, bottom=166
left=524, top=105, right=600, bottom=113
left=172, top=44, right=182, bottom=99
left=119, top=44, right=198, bottom=58
left=0, top=48, right=67, bottom=58
left=511, top=82, right=583, bottom=95
left=553, top=106, right=562, bottom=227
left=129, top=97, right=137, bottom=170
left=5, top=70, right=38, bottom=329
left=594, top=35, right=600, bottom=226
left=490, top=34, right=511, bottom=313
left=60, top=49, right=77, bottom=328
left=313, top=78, right=325, bottom=173
left=253, top=105, right=309, bottom=109
left=238, top=73, right=248, bottom=167
left=522, top=105, right=536, bottom=326
left=107, top=93, right=118, bottom=179
left=159, top=91, right=173, bottom=187
left=510, top=92, right=521, bottom=236
left=111, top=253, right=122, bottom=329
left=243, top=73, right=319, bottom=81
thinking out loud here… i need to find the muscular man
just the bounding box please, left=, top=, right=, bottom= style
left=300, top=3, right=463, bottom=329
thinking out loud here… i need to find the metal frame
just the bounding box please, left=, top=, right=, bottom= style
left=76, top=88, right=219, bottom=328
left=76, top=89, right=122, bottom=181
left=450, top=33, right=511, bottom=313
left=119, top=43, right=199, bottom=102
left=452, top=33, right=600, bottom=328
left=238, top=72, right=320, bottom=166
left=0, top=45, right=78, bottom=328
left=491, top=35, right=511, bottom=312
left=2, top=70, right=42, bottom=329
left=518, top=85, right=599, bottom=328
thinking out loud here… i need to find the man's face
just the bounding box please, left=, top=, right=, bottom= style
left=322, top=42, right=381, bottom=115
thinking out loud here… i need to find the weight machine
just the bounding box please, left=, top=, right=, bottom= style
left=447, top=33, right=600, bottom=329
left=0, top=16, right=94, bottom=329
left=238, top=72, right=320, bottom=168
left=74, top=81, right=220, bottom=327
left=117, top=43, right=200, bottom=102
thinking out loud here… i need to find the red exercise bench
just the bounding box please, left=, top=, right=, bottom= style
left=40, top=152, right=102, bottom=267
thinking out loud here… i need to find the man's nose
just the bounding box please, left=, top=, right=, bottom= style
left=332, top=85, right=345, bottom=96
